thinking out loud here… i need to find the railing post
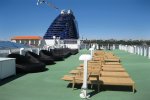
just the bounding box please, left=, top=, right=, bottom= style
left=148, top=47, right=150, bottom=59
left=19, top=48, right=24, bottom=55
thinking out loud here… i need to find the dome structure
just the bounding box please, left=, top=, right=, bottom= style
left=43, top=10, right=79, bottom=39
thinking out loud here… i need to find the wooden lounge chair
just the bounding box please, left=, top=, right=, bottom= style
left=79, top=63, right=123, bottom=72
left=62, top=75, right=75, bottom=81
left=100, top=71, right=130, bottom=77
left=69, top=70, right=80, bottom=74
left=102, top=64, right=123, bottom=68
left=102, top=67, right=126, bottom=72
left=104, top=58, right=120, bottom=62
left=62, top=74, right=100, bottom=91
left=76, top=65, right=101, bottom=72
left=70, top=69, right=128, bottom=78
left=104, top=62, right=121, bottom=65
left=70, top=69, right=100, bottom=76
left=99, top=77, right=135, bottom=92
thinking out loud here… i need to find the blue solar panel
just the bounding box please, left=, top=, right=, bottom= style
left=0, top=41, right=30, bottom=49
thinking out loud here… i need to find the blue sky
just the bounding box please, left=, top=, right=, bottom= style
left=0, top=0, right=150, bottom=40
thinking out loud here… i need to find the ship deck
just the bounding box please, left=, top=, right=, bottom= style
left=0, top=49, right=150, bottom=100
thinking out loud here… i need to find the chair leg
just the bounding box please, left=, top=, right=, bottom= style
left=91, top=84, right=93, bottom=89
left=133, top=84, right=135, bottom=93
left=72, top=82, right=75, bottom=90
left=72, top=77, right=75, bottom=90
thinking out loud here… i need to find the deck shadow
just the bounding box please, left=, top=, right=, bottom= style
left=67, top=83, right=100, bottom=91
left=100, top=85, right=135, bottom=92
left=0, top=73, right=26, bottom=86
left=89, top=85, right=136, bottom=97
left=31, top=68, right=49, bottom=73
left=67, top=83, right=82, bottom=90
left=0, top=68, right=49, bottom=86
left=48, top=62, right=56, bottom=65
left=66, top=83, right=136, bottom=97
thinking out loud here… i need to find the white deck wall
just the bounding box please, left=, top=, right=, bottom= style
left=148, top=47, right=150, bottom=59
left=0, top=58, right=16, bottom=79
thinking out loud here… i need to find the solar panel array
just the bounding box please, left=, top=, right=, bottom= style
left=0, top=41, right=30, bottom=49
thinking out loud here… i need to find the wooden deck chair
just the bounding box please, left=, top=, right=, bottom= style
left=79, top=63, right=101, bottom=70
left=69, top=70, right=80, bottom=74
left=104, top=62, right=121, bottom=65
left=99, top=76, right=135, bottom=93
left=102, top=64, right=123, bottom=68
left=62, top=72, right=100, bottom=91
left=102, top=67, right=126, bottom=72
left=104, top=58, right=120, bottom=62
left=100, top=71, right=130, bottom=77
left=93, top=57, right=121, bottom=65
left=62, top=70, right=83, bottom=89
left=88, top=60, right=102, bottom=64
left=72, top=66, right=101, bottom=76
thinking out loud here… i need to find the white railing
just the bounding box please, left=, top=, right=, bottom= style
left=119, top=44, right=150, bottom=59
left=0, top=47, right=42, bottom=57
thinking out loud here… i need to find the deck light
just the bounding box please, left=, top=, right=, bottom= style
left=79, top=54, right=92, bottom=99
